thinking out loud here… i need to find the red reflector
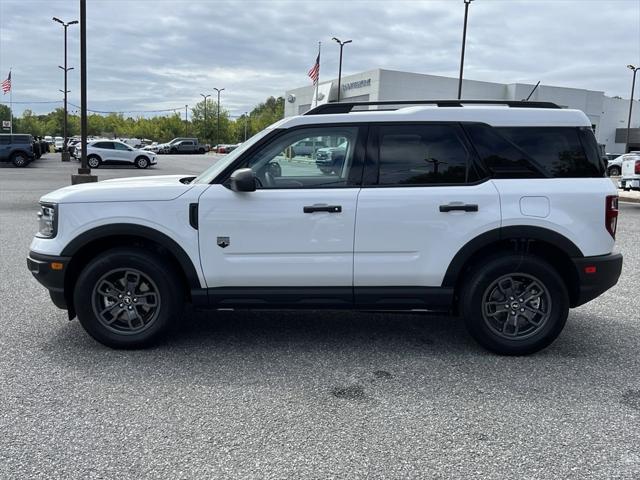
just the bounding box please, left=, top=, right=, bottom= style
left=584, top=266, right=597, bottom=274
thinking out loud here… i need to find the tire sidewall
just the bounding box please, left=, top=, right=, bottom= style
left=461, top=254, right=569, bottom=355
left=73, top=248, right=183, bottom=348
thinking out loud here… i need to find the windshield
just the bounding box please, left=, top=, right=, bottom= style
left=192, top=129, right=273, bottom=184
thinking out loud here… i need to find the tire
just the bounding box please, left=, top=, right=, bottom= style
left=460, top=253, right=569, bottom=356
left=87, top=155, right=101, bottom=168
left=170, top=148, right=177, bottom=154
left=135, top=156, right=149, bottom=169
left=608, top=166, right=621, bottom=177
left=198, top=148, right=205, bottom=154
left=11, top=152, right=29, bottom=167
left=73, top=247, right=184, bottom=349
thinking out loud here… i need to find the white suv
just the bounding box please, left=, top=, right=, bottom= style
left=86, top=140, right=157, bottom=169
left=27, top=100, right=623, bottom=355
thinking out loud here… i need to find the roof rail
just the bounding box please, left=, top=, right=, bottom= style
left=304, top=99, right=561, bottom=115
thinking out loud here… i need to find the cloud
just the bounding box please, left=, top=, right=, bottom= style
left=0, top=0, right=638, bottom=117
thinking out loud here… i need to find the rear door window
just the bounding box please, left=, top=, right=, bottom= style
left=375, top=124, right=476, bottom=185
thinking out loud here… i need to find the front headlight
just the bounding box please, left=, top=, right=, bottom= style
left=37, top=203, right=57, bottom=238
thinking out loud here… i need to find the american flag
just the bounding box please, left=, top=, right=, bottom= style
left=307, top=54, right=320, bottom=84
left=1, top=71, right=10, bottom=94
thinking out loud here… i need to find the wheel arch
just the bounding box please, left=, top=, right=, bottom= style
left=443, top=226, right=583, bottom=308
left=61, top=224, right=202, bottom=315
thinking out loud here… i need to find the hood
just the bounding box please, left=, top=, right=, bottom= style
left=40, top=174, right=195, bottom=204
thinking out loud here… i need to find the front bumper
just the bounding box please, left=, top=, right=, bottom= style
left=572, top=253, right=623, bottom=307
left=27, top=251, right=70, bottom=310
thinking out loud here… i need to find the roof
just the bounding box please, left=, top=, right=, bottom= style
left=277, top=105, right=592, bottom=129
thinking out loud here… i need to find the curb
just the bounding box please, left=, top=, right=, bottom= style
left=619, top=195, right=640, bottom=204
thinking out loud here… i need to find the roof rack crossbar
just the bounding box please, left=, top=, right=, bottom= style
left=304, top=99, right=561, bottom=115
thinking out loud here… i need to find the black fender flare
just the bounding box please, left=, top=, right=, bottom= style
left=442, top=226, right=583, bottom=287
left=60, top=224, right=202, bottom=288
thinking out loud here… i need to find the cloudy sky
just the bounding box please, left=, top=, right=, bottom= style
left=0, top=0, right=639, bottom=117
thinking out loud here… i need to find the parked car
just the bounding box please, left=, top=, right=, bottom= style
left=607, top=155, right=625, bottom=176
left=28, top=100, right=622, bottom=355
left=619, top=152, right=640, bottom=191
left=0, top=133, right=35, bottom=167
left=53, top=137, right=64, bottom=152
left=215, top=144, right=240, bottom=154
left=85, top=140, right=157, bottom=168
left=167, top=139, right=206, bottom=154
left=141, top=143, right=160, bottom=153
left=158, top=137, right=199, bottom=154
left=315, top=141, right=348, bottom=173
left=120, top=138, right=143, bottom=149
left=291, top=139, right=327, bottom=156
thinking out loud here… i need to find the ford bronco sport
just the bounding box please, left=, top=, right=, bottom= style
left=27, top=100, right=623, bottom=354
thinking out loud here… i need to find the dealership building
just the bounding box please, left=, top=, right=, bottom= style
left=284, top=69, right=640, bottom=154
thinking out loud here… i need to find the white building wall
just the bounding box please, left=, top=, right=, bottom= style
left=378, top=70, right=507, bottom=101
left=600, top=96, right=640, bottom=153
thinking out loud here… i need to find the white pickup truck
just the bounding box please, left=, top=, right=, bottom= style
left=620, top=152, right=640, bottom=191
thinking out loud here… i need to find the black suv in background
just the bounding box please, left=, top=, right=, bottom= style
left=0, top=134, right=35, bottom=167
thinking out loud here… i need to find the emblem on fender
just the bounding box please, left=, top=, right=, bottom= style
left=217, top=236, right=230, bottom=248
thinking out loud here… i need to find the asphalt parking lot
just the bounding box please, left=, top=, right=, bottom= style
left=1, top=152, right=639, bottom=479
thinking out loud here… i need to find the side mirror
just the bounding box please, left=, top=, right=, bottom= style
left=229, top=168, right=256, bottom=192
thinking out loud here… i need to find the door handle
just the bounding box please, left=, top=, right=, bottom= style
left=303, top=204, right=342, bottom=213
left=439, top=204, right=479, bottom=212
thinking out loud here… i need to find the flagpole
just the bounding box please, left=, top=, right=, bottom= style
left=314, top=42, right=321, bottom=107
left=9, top=69, right=12, bottom=134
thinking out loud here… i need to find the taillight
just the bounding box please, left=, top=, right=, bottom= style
left=635, top=160, right=640, bottom=175
left=605, top=195, right=618, bottom=239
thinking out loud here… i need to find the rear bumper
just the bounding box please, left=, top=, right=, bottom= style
left=27, top=251, right=70, bottom=310
left=572, top=253, right=623, bottom=307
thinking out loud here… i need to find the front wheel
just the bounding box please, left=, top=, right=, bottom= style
left=460, top=253, right=569, bottom=355
left=135, top=156, right=149, bottom=169
left=73, top=248, right=184, bottom=348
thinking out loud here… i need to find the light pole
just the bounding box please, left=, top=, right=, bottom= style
left=71, top=0, right=96, bottom=184
left=213, top=87, right=224, bottom=147
left=332, top=37, right=352, bottom=102
left=626, top=64, right=639, bottom=153
left=244, top=112, right=248, bottom=142
left=200, top=93, right=210, bottom=143
left=184, top=104, right=188, bottom=136
left=457, top=0, right=474, bottom=100
left=52, top=17, right=78, bottom=161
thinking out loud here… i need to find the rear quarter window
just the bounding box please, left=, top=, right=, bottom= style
left=464, top=124, right=604, bottom=178
left=497, top=127, right=604, bottom=178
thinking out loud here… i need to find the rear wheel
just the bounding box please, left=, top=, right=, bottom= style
left=11, top=152, right=29, bottom=167
left=135, top=156, right=149, bottom=169
left=87, top=155, right=101, bottom=168
left=460, top=253, right=569, bottom=355
left=608, top=166, right=621, bottom=177
left=73, top=248, right=184, bottom=348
